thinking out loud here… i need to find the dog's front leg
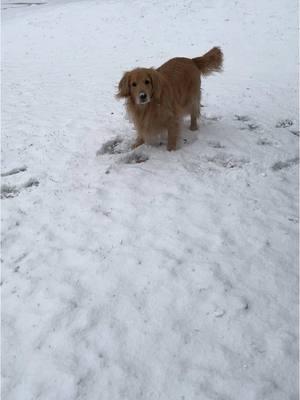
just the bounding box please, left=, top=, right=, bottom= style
left=167, top=121, right=179, bottom=151
left=132, top=134, right=144, bottom=149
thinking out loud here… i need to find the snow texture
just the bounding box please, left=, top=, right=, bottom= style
left=1, top=1, right=299, bottom=399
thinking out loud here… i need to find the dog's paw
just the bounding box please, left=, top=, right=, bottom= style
left=131, top=139, right=145, bottom=150
left=167, top=145, right=177, bottom=151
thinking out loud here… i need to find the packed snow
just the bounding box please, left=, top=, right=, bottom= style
left=1, top=1, right=299, bottom=399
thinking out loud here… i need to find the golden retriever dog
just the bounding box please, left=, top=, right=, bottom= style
left=117, top=47, right=223, bottom=151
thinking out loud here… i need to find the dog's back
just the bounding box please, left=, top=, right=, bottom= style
left=157, top=47, right=223, bottom=114
left=158, top=58, right=201, bottom=112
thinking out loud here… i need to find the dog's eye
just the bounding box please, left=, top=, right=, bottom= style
left=145, top=79, right=150, bottom=85
left=132, top=82, right=137, bottom=87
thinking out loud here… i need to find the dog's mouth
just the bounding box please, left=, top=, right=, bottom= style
left=137, top=92, right=150, bottom=105
left=138, top=98, right=150, bottom=105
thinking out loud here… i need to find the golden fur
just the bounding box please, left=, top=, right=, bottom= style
left=117, top=47, right=223, bottom=151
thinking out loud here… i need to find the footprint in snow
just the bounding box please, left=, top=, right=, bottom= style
left=234, top=115, right=260, bottom=131
left=204, top=115, right=222, bottom=122
left=1, top=178, right=39, bottom=199
left=239, top=122, right=260, bottom=131
left=1, top=165, right=27, bottom=177
left=1, top=166, right=38, bottom=199
left=275, top=119, right=293, bottom=128
left=257, top=138, right=272, bottom=146
left=271, top=157, right=299, bottom=171
left=206, top=152, right=249, bottom=169
left=120, top=150, right=149, bottom=164
left=208, top=140, right=225, bottom=149
left=96, top=136, right=125, bottom=155
left=234, top=114, right=250, bottom=122
left=1, top=184, right=19, bottom=199
left=97, top=136, right=149, bottom=169
left=213, top=308, right=226, bottom=318
left=246, top=123, right=260, bottom=131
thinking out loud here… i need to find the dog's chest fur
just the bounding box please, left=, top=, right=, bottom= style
left=126, top=100, right=172, bottom=138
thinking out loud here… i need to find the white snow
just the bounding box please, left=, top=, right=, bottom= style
left=1, top=1, right=299, bottom=399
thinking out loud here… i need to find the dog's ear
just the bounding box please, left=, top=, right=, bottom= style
left=117, top=72, right=130, bottom=98
left=149, top=69, right=162, bottom=102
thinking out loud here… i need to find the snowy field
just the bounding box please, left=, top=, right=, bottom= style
left=1, top=0, right=299, bottom=399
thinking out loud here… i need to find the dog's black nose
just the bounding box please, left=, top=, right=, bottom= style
left=139, top=92, right=147, bottom=101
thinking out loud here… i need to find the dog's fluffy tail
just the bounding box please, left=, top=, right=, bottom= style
left=193, top=47, right=223, bottom=76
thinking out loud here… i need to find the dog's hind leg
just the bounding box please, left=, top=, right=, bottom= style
left=167, top=120, right=180, bottom=151
left=190, top=110, right=199, bottom=131
left=189, top=93, right=201, bottom=131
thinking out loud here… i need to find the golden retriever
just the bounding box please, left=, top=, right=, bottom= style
left=117, top=47, right=223, bottom=151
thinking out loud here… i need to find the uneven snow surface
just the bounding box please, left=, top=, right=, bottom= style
left=2, top=1, right=299, bottom=399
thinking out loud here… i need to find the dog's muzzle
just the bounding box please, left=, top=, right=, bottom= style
left=138, top=92, right=149, bottom=104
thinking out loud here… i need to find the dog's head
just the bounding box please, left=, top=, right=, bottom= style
left=117, top=68, right=162, bottom=104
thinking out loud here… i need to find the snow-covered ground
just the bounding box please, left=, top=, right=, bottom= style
left=1, top=1, right=299, bottom=399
